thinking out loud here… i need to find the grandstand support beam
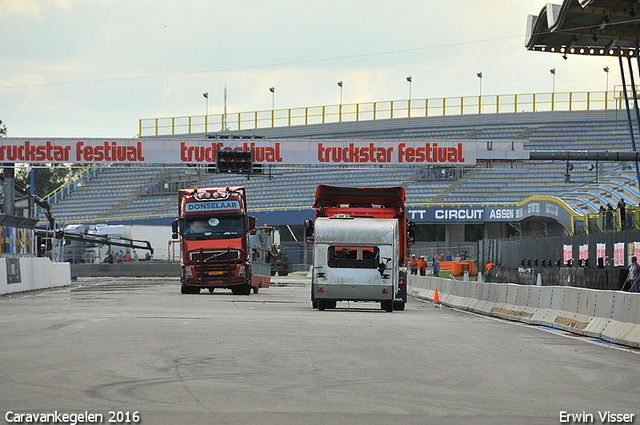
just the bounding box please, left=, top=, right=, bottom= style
left=2, top=164, right=15, bottom=216
left=618, top=54, right=640, bottom=188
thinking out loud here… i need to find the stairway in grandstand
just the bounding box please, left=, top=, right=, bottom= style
left=40, top=109, right=640, bottom=226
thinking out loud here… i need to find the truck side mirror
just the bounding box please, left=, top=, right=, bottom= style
left=304, top=219, right=314, bottom=244
left=171, top=218, right=179, bottom=239
left=248, top=216, right=256, bottom=235
left=406, top=220, right=415, bottom=245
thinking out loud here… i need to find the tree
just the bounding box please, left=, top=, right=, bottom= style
left=15, top=164, right=76, bottom=199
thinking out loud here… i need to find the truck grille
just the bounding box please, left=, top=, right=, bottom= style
left=189, top=249, right=240, bottom=262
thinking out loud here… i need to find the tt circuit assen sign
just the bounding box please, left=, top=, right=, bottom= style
left=0, top=137, right=520, bottom=165
left=407, top=197, right=580, bottom=226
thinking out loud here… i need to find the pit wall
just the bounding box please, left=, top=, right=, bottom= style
left=0, top=257, right=71, bottom=295
left=408, top=274, right=640, bottom=348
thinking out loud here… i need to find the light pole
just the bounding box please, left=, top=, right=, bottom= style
left=203, top=92, right=208, bottom=132
left=603, top=66, right=610, bottom=93
left=269, top=87, right=275, bottom=111
left=477, top=72, right=483, bottom=97
left=203, top=92, right=208, bottom=116
left=337, top=81, right=343, bottom=105
left=406, top=76, right=412, bottom=117
left=550, top=68, right=556, bottom=93
left=269, top=87, right=275, bottom=127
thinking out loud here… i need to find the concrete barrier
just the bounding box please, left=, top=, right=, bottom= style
left=0, top=257, right=71, bottom=295
left=408, top=274, right=640, bottom=348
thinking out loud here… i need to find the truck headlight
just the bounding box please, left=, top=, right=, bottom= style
left=238, top=265, right=245, bottom=277
left=184, top=266, right=193, bottom=278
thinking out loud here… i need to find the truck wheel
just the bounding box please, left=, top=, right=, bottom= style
left=278, top=271, right=289, bottom=276
left=393, top=302, right=405, bottom=311
left=232, top=284, right=252, bottom=295
left=208, top=288, right=215, bottom=293
left=318, top=300, right=326, bottom=311
left=381, top=301, right=393, bottom=312
left=181, top=285, right=189, bottom=294
left=312, top=300, right=319, bottom=309
left=252, top=286, right=259, bottom=294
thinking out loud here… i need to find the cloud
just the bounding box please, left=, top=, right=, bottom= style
left=0, top=0, right=41, bottom=16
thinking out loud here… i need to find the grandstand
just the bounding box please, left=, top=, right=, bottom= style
left=40, top=108, right=640, bottom=229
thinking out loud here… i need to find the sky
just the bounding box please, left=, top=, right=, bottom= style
left=0, top=0, right=619, bottom=138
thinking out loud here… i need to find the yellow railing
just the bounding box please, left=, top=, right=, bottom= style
left=139, top=90, right=626, bottom=137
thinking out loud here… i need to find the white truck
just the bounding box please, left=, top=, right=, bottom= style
left=305, top=185, right=414, bottom=312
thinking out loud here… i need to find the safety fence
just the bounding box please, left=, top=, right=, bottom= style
left=139, top=90, right=625, bottom=137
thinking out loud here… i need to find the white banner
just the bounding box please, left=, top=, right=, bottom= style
left=563, top=244, right=573, bottom=264
left=0, top=138, right=480, bottom=165
left=614, top=242, right=625, bottom=266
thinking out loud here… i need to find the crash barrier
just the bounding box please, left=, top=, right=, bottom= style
left=408, top=274, right=640, bottom=348
left=0, top=257, right=71, bottom=295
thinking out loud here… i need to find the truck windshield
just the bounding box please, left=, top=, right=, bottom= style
left=327, top=246, right=379, bottom=269
left=184, top=216, right=244, bottom=240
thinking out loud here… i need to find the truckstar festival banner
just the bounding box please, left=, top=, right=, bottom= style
left=0, top=138, right=486, bottom=165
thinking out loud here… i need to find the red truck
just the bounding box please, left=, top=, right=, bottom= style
left=172, top=186, right=257, bottom=294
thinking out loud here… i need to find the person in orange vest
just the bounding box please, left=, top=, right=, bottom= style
left=409, top=254, right=418, bottom=275
left=418, top=255, right=428, bottom=276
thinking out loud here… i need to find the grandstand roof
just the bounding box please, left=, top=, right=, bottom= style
left=526, top=0, right=640, bottom=57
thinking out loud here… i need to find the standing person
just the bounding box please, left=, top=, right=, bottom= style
left=116, top=250, right=124, bottom=263
left=132, top=250, right=139, bottom=261
left=617, top=199, right=626, bottom=229
left=625, top=256, right=640, bottom=292
left=418, top=255, right=427, bottom=276
left=432, top=258, right=440, bottom=277
left=409, top=254, right=418, bottom=275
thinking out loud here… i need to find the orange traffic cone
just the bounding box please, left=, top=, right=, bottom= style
left=433, top=288, right=440, bottom=303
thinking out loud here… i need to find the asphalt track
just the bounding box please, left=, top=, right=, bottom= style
left=1, top=276, right=639, bottom=425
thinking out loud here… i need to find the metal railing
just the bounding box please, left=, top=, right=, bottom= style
left=139, top=89, right=627, bottom=137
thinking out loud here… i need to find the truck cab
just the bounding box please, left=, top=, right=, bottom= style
left=172, top=186, right=256, bottom=294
